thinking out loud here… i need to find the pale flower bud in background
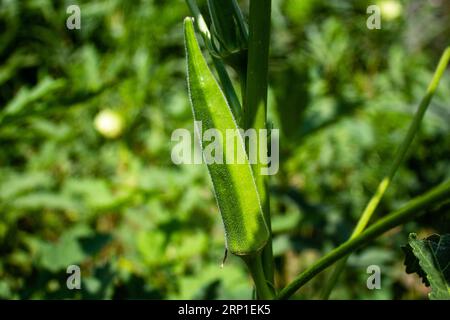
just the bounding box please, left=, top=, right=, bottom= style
left=378, top=0, right=403, bottom=21
left=94, top=109, right=124, bottom=139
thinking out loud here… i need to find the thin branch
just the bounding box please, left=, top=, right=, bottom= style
left=321, top=46, right=450, bottom=299
left=277, top=179, right=450, bottom=300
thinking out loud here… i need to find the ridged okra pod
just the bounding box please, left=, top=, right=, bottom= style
left=184, top=17, right=269, bottom=256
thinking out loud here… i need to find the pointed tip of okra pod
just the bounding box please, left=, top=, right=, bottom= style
left=183, top=17, right=197, bottom=52
left=183, top=17, right=194, bottom=30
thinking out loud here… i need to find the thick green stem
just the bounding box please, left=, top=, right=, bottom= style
left=321, top=46, right=450, bottom=299
left=243, top=254, right=275, bottom=300
left=277, top=179, right=450, bottom=300
left=244, top=0, right=271, bottom=130
left=244, top=0, right=274, bottom=286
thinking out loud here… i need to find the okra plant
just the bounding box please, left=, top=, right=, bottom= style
left=183, top=0, right=450, bottom=300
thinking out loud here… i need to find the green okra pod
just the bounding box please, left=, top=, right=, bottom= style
left=184, top=17, right=269, bottom=256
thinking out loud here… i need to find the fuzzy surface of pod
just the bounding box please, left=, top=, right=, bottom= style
left=184, top=17, right=269, bottom=256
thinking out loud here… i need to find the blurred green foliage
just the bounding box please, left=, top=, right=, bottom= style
left=0, top=0, right=449, bottom=299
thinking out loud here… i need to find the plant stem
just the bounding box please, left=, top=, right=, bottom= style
left=244, top=0, right=271, bottom=130
left=243, top=254, right=275, bottom=300
left=320, top=46, right=450, bottom=299
left=185, top=0, right=242, bottom=122
left=212, top=58, right=242, bottom=122
left=244, top=0, right=274, bottom=286
left=277, top=179, right=450, bottom=300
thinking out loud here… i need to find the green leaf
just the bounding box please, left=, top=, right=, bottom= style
left=39, top=226, right=112, bottom=272
left=402, top=233, right=450, bottom=300
left=0, top=77, right=65, bottom=120
left=184, top=17, right=269, bottom=256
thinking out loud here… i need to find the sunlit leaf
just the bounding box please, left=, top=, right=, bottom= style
left=402, top=233, right=450, bottom=300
